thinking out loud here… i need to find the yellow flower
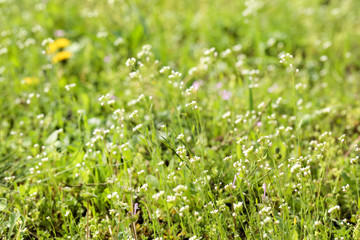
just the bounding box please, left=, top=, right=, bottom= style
left=22, top=77, right=39, bottom=85
left=52, top=51, right=72, bottom=63
left=47, top=38, right=71, bottom=53
left=47, top=42, right=58, bottom=54
left=55, top=38, right=70, bottom=48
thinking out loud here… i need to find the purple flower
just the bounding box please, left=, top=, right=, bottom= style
left=54, top=29, right=65, bottom=37
left=216, top=82, right=223, bottom=89
left=262, top=183, right=266, bottom=198
left=133, top=203, right=138, bottom=215
left=232, top=173, right=240, bottom=189
left=104, top=55, right=112, bottom=63
left=232, top=175, right=237, bottom=189
left=192, top=80, right=203, bottom=90
left=220, top=90, right=232, bottom=100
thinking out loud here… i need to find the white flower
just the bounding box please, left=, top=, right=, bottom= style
left=314, top=220, right=322, bottom=226
left=210, top=209, right=218, bottom=214
left=65, top=83, right=76, bottom=91
left=328, top=205, right=340, bottom=214
left=129, top=70, right=141, bottom=79
left=114, top=37, right=124, bottom=46
left=133, top=124, right=143, bottom=132
left=159, top=66, right=170, bottom=73
left=126, top=57, right=136, bottom=67
left=320, top=55, right=328, bottom=62
left=278, top=52, right=293, bottom=65
left=173, top=185, right=187, bottom=193
left=234, top=202, right=243, bottom=210
left=189, top=236, right=201, bottom=240
left=220, top=48, right=232, bottom=58
left=177, top=133, right=184, bottom=140
left=222, top=111, right=231, bottom=119
left=180, top=205, right=189, bottom=212
left=64, top=210, right=70, bottom=217
left=129, top=110, right=138, bottom=119
left=167, top=195, right=176, bottom=202
left=342, top=184, right=349, bottom=192
left=152, top=191, right=165, bottom=200
left=107, top=192, right=119, bottom=199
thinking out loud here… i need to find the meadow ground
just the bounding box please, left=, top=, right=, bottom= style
left=1, top=0, right=360, bottom=239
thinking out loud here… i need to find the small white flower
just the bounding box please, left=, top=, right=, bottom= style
left=222, top=111, right=231, bottom=119
left=210, top=209, right=219, bottom=214
left=152, top=191, right=165, bottom=200
left=180, top=205, right=189, bottom=212
left=65, top=83, right=76, bottom=91
left=167, top=195, right=176, bottom=202
left=177, top=133, right=184, bottom=140
left=114, top=37, right=124, bottom=46
left=159, top=66, right=170, bottom=73
left=314, top=220, right=322, bottom=226
left=133, top=124, right=143, bottom=132
left=189, top=236, right=201, bottom=240
left=129, top=70, right=141, bottom=79
left=126, top=57, right=136, bottom=67
left=129, top=110, right=138, bottom=119
left=234, top=202, right=243, bottom=210
left=328, top=205, right=340, bottom=214
left=320, top=55, right=328, bottom=62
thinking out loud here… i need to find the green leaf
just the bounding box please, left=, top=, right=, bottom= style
left=0, top=198, right=6, bottom=211
left=236, top=144, right=241, bottom=159
left=291, top=229, right=298, bottom=240
left=8, top=211, right=20, bottom=238
left=146, top=175, right=159, bottom=189
left=45, top=129, right=63, bottom=145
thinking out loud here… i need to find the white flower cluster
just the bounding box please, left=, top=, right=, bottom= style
left=185, top=100, right=198, bottom=110
left=338, top=134, right=346, bottom=143
left=127, top=94, right=145, bottom=106
left=98, top=93, right=115, bottom=106
left=113, top=109, right=125, bottom=122
left=159, top=66, right=170, bottom=73
left=328, top=205, right=340, bottom=214
left=179, top=205, right=189, bottom=217
left=189, top=236, right=201, bottom=240
left=137, top=44, right=152, bottom=59
left=107, top=192, right=119, bottom=199
left=65, top=83, right=76, bottom=91
left=350, top=155, right=359, bottom=164
left=4, top=176, right=15, bottom=182
left=279, top=52, right=293, bottom=64
left=152, top=191, right=165, bottom=200
left=125, top=57, right=136, bottom=67
left=129, top=70, right=141, bottom=79
left=234, top=202, right=243, bottom=210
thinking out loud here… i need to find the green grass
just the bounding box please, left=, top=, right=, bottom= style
left=1, top=0, right=360, bottom=239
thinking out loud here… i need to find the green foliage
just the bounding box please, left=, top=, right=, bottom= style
left=1, top=0, right=360, bottom=239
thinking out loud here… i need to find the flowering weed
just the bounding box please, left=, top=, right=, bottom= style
left=1, top=0, right=360, bottom=239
